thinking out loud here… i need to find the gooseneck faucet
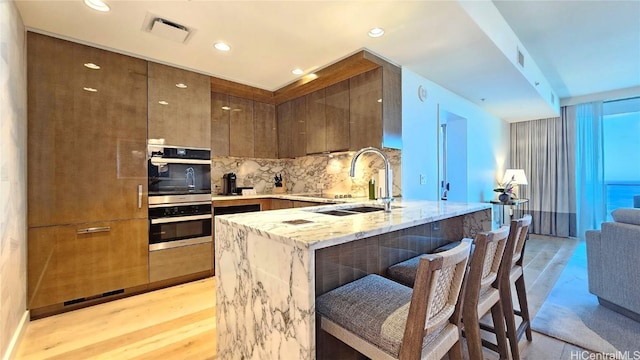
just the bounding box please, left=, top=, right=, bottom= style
left=350, top=147, right=394, bottom=212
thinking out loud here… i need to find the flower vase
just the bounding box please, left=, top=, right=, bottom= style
left=498, top=193, right=510, bottom=203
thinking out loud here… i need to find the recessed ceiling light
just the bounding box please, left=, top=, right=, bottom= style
left=214, top=42, right=231, bottom=52
left=83, top=62, right=100, bottom=70
left=368, top=27, right=385, bottom=38
left=83, top=87, right=98, bottom=92
left=292, top=68, right=304, bottom=75
left=158, top=100, right=169, bottom=105
left=83, top=0, right=110, bottom=12
left=175, top=83, right=187, bottom=89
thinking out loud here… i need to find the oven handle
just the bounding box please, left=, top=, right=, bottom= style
left=150, top=214, right=212, bottom=224
left=150, top=157, right=211, bottom=166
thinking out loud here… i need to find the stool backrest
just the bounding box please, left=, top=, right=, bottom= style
left=465, top=227, right=510, bottom=308
left=399, top=239, right=472, bottom=359
left=512, top=214, right=532, bottom=266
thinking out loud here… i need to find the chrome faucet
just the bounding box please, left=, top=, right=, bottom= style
left=350, top=147, right=394, bottom=212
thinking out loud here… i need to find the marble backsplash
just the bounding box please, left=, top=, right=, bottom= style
left=211, top=149, right=401, bottom=198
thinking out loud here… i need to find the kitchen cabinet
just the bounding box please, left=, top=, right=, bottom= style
left=229, top=96, right=255, bottom=157
left=305, top=89, right=326, bottom=154
left=149, top=243, right=212, bottom=283
left=254, top=102, right=278, bottom=158
left=27, top=219, right=149, bottom=310
left=270, top=199, right=293, bottom=209
left=349, top=66, right=401, bottom=150
left=277, top=97, right=306, bottom=158
left=211, top=92, right=230, bottom=156
left=148, top=62, right=211, bottom=149
left=211, top=95, right=277, bottom=158
left=27, top=32, right=148, bottom=227
left=325, top=80, right=350, bottom=152
left=27, top=32, right=149, bottom=315
left=349, top=67, right=383, bottom=150
left=277, top=101, right=293, bottom=158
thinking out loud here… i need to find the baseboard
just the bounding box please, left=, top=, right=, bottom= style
left=598, top=297, right=640, bottom=323
left=2, top=310, right=29, bottom=360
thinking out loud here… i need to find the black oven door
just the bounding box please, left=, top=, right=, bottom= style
left=149, top=215, right=212, bottom=251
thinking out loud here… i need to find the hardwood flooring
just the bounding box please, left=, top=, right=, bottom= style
left=15, top=235, right=597, bottom=359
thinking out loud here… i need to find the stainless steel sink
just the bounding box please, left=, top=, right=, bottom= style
left=315, top=205, right=386, bottom=216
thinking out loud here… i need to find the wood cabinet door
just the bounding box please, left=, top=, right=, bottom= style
left=148, top=62, right=211, bottom=149
left=229, top=96, right=255, bottom=157
left=305, top=89, right=326, bottom=154
left=254, top=102, right=277, bottom=158
left=349, top=67, right=383, bottom=150
left=325, top=80, right=350, bottom=152
left=27, top=33, right=148, bottom=227
left=277, top=101, right=293, bottom=158
left=270, top=199, right=293, bottom=209
left=28, top=219, right=149, bottom=310
left=211, top=92, right=230, bottom=156
left=292, top=96, right=307, bottom=157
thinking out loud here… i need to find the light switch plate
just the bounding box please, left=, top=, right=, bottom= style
left=419, top=174, right=427, bottom=185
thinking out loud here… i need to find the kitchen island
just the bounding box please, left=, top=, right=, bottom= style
left=214, top=199, right=492, bottom=359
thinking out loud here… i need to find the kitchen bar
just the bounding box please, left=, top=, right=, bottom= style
left=214, top=199, right=492, bottom=359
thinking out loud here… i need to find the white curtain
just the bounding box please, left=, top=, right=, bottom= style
left=570, top=102, right=605, bottom=239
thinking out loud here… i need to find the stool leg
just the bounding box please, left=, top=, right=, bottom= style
left=490, top=299, right=509, bottom=360
left=501, top=284, right=521, bottom=360
left=448, top=340, right=464, bottom=360
left=463, top=308, right=484, bottom=360
left=515, top=274, right=533, bottom=341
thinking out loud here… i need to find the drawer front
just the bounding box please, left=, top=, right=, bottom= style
left=149, top=242, right=213, bottom=283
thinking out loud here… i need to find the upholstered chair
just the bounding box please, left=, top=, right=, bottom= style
left=316, top=240, right=472, bottom=360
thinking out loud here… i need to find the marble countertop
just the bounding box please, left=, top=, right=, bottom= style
left=214, top=197, right=491, bottom=250
left=211, top=193, right=348, bottom=204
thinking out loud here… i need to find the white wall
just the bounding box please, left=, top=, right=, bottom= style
left=0, top=1, right=28, bottom=359
left=401, top=68, right=510, bottom=202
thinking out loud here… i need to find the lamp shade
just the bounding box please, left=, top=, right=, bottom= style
left=503, top=169, right=528, bottom=185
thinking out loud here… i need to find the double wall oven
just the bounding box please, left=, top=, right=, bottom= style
left=147, top=145, right=213, bottom=282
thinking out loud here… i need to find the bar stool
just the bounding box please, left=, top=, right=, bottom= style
left=387, top=227, right=511, bottom=360
left=316, top=240, right=471, bottom=360
left=481, top=215, right=533, bottom=360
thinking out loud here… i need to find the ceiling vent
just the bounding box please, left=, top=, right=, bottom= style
left=142, top=13, right=193, bottom=44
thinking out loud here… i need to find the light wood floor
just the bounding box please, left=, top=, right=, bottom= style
left=15, top=235, right=594, bottom=360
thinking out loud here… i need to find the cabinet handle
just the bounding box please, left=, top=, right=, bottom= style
left=77, top=226, right=111, bottom=234
left=138, top=184, right=143, bottom=209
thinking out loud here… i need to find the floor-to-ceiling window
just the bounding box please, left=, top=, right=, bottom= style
left=603, top=97, right=640, bottom=220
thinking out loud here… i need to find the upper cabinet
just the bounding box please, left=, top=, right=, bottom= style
left=349, top=68, right=383, bottom=150
left=325, top=80, right=350, bottom=152
left=305, top=88, right=326, bottom=154
left=254, top=101, right=278, bottom=158
left=211, top=93, right=277, bottom=158
left=148, top=62, right=211, bottom=149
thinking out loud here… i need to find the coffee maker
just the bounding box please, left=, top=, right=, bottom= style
left=222, top=173, right=237, bottom=195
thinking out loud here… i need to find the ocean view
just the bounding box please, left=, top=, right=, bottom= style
left=605, top=182, right=640, bottom=220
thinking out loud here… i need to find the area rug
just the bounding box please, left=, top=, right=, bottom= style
left=531, top=241, right=640, bottom=356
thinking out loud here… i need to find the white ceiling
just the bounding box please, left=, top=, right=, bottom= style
left=14, top=0, right=640, bottom=122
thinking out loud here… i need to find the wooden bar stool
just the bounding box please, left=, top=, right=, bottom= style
left=387, top=227, right=511, bottom=360
left=481, top=215, right=533, bottom=360
left=316, top=240, right=471, bottom=360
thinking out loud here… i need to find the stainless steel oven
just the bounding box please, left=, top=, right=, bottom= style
left=148, top=199, right=212, bottom=251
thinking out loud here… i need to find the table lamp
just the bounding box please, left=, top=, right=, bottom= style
left=503, top=169, right=528, bottom=199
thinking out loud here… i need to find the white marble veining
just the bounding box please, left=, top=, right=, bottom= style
left=216, top=199, right=491, bottom=250
left=0, top=3, right=27, bottom=358
left=211, top=149, right=401, bottom=197
left=215, top=199, right=490, bottom=359
left=215, top=219, right=316, bottom=360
